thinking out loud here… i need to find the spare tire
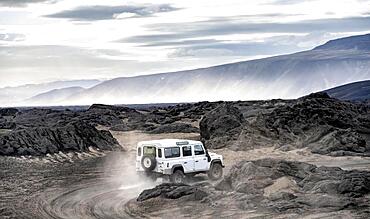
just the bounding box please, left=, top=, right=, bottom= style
left=141, top=156, right=156, bottom=171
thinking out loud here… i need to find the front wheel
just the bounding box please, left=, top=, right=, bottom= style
left=170, top=170, right=186, bottom=183
left=208, top=163, right=223, bottom=180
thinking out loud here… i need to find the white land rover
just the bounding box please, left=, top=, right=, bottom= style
left=136, top=139, right=224, bottom=183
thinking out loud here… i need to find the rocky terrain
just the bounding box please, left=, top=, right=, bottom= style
left=0, top=100, right=215, bottom=156
left=1, top=93, right=370, bottom=218
left=200, top=93, right=370, bottom=156
left=2, top=92, right=369, bottom=157
left=0, top=107, right=121, bottom=156
left=129, top=158, right=370, bottom=218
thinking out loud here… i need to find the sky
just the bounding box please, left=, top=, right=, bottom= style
left=0, top=0, right=370, bottom=87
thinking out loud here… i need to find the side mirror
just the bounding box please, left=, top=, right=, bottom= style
left=206, top=152, right=211, bottom=162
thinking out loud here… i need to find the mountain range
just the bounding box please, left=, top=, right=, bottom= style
left=2, top=33, right=370, bottom=106
left=0, top=80, right=101, bottom=106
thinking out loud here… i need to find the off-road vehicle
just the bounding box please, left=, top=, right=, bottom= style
left=136, top=139, right=224, bottom=183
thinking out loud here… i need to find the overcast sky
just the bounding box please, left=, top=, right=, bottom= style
left=1, top=0, right=370, bottom=87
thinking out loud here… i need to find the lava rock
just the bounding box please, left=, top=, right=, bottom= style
left=217, top=158, right=370, bottom=212
left=0, top=108, right=18, bottom=117
left=149, top=123, right=199, bottom=134
left=200, top=103, right=245, bottom=149
left=137, top=183, right=207, bottom=202
left=199, top=93, right=370, bottom=155
left=0, top=120, right=120, bottom=156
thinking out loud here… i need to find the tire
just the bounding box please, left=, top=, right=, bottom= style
left=208, top=163, right=223, bottom=180
left=141, top=156, right=156, bottom=172
left=170, top=170, right=186, bottom=183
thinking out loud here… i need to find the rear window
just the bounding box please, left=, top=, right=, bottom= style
left=137, top=147, right=141, bottom=156
left=164, top=147, right=180, bottom=158
left=182, top=146, right=192, bottom=157
left=143, top=146, right=156, bottom=156
left=158, top=148, right=162, bottom=158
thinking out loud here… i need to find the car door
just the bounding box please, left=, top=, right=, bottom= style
left=181, top=145, right=194, bottom=173
left=193, top=144, right=208, bottom=171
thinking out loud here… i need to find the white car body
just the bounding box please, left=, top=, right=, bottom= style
left=135, top=139, right=224, bottom=176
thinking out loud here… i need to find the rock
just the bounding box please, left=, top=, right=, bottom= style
left=137, top=183, right=207, bottom=202
left=200, top=103, right=245, bottom=149
left=149, top=123, right=199, bottom=134
left=263, top=176, right=300, bottom=198
left=264, top=94, right=370, bottom=155
left=199, top=93, right=370, bottom=156
left=216, top=158, right=370, bottom=212
left=0, top=108, right=18, bottom=117
left=0, top=121, right=120, bottom=156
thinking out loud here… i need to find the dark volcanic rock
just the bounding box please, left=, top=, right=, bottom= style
left=0, top=108, right=18, bottom=117
left=200, top=93, right=370, bottom=156
left=216, top=158, right=370, bottom=213
left=200, top=103, right=245, bottom=149
left=263, top=93, right=370, bottom=155
left=137, top=183, right=207, bottom=202
left=0, top=121, right=120, bottom=156
left=149, top=123, right=199, bottom=134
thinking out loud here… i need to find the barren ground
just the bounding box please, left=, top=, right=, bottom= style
left=1, top=130, right=369, bottom=218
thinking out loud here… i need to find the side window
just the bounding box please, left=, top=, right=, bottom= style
left=194, top=145, right=205, bottom=155
left=138, top=147, right=141, bottom=156
left=164, top=147, right=180, bottom=158
left=182, top=146, right=192, bottom=156
left=158, top=148, right=162, bottom=158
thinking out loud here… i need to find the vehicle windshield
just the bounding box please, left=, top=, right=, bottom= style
left=143, top=146, right=156, bottom=156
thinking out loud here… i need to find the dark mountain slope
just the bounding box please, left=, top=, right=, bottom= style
left=325, top=80, right=370, bottom=101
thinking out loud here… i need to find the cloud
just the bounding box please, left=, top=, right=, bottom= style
left=117, top=15, right=370, bottom=59
left=45, top=4, right=179, bottom=21
left=153, top=16, right=370, bottom=34
left=128, top=38, right=223, bottom=47
left=0, top=44, right=209, bottom=87
left=0, top=33, right=25, bottom=41
left=121, top=16, right=370, bottom=44
left=267, top=0, right=316, bottom=5
left=0, top=0, right=56, bottom=7
left=167, top=41, right=302, bottom=58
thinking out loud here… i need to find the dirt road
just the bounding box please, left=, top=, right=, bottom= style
left=0, top=151, right=160, bottom=219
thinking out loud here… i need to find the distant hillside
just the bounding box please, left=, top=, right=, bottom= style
left=314, top=34, right=370, bottom=51
left=25, top=87, right=86, bottom=106
left=65, top=33, right=370, bottom=105
left=325, top=80, right=370, bottom=102
left=0, top=79, right=102, bottom=106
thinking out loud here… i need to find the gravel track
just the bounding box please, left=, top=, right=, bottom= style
left=0, top=152, right=155, bottom=219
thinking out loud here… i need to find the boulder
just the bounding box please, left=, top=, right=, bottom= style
left=137, top=183, right=207, bottom=202
left=0, top=121, right=120, bottom=156
left=200, top=103, right=245, bottom=149
left=216, top=158, right=370, bottom=212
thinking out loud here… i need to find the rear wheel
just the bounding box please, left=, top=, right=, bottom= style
left=208, top=163, right=223, bottom=180
left=170, top=170, right=186, bottom=183
left=141, top=156, right=156, bottom=171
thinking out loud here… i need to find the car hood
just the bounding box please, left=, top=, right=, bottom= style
left=209, top=152, right=222, bottom=159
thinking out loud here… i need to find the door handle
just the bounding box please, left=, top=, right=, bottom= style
left=195, top=161, right=199, bottom=162
left=203, top=158, right=206, bottom=160
left=184, top=162, right=187, bottom=164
